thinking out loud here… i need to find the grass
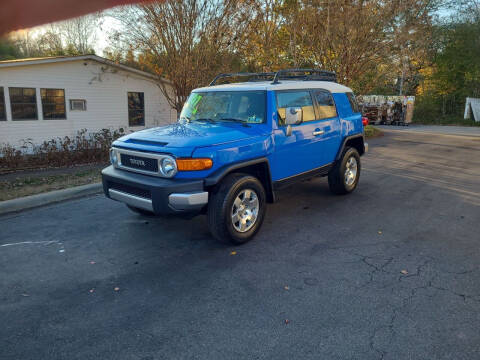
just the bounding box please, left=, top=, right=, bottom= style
left=364, top=125, right=383, bottom=138
left=412, top=115, right=480, bottom=127
left=0, top=167, right=102, bottom=201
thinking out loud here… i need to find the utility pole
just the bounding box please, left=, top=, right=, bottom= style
left=399, top=68, right=404, bottom=96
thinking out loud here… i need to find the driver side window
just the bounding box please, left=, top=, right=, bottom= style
left=277, top=91, right=315, bottom=126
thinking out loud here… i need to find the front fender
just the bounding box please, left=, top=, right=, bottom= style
left=173, top=135, right=273, bottom=180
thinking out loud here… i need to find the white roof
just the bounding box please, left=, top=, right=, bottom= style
left=0, top=55, right=170, bottom=83
left=193, top=80, right=352, bottom=93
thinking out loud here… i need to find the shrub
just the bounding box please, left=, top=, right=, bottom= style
left=0, top=128, right=125, bottom=172
left=413, top=94, right=480, bottom=126
left=364, top=125, right=383, bottom=138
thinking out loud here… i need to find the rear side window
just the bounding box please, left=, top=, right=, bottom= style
left=346, top=92, right=359, bottom=113
left=276, top=91, right=315, bottom=125
left=313, top=89, right=337, bottom=119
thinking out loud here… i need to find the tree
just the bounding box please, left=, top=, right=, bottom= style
left=228, top=0, right=439, bottom=94
left=37, top=28, right=64, bottom=55
left=110, top=0, right=253, bottom=112
left=0, top=36, right=21, bottom=60
left=57, top=14, right=102, bottom=54
left=2, top=13, right=101, bottom=59
left=234, top=0, right=287, bottom=71
left=101, top=0, right=472, bottom=120
left=276, top=0, right=438, bottom=93
left=413, top=0, right=480, bottom=121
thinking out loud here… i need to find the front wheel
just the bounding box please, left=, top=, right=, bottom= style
left=207, top=173, right=266, bottom=245
left=328, top=147, right=361, bottom=195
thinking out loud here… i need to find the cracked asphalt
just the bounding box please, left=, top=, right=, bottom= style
left=1, top=128, right=480, bottom=360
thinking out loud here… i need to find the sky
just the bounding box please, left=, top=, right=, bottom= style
left=93, top=15, right=123, bottom=55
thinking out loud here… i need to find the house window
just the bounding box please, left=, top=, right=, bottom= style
left=9, top=87, right=38, bottom=120
left=0, top=87, right=5, bottom=121
left=128, top=92, right=145, bottom=126
left=41, top=88, right=66, bottom=119
left=70, top=99, right=87, bottom=111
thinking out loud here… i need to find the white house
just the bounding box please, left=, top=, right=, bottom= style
left=0, top=55, right=177, bottom=147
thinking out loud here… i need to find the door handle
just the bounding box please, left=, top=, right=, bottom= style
left=313, top=130, right=324, bottom=136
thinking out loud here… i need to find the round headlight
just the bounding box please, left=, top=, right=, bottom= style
left=109, top=149, right=118, bottom=165
left=160, top=157, right=177, bottom=177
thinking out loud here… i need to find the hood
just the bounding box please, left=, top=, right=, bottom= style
left=113, top=122, right=268, bottom=155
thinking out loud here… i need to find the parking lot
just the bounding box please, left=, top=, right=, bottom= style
left=1, top=127, right=480, bottom=360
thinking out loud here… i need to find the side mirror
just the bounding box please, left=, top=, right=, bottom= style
left=285, top=107, right=302, bottom=125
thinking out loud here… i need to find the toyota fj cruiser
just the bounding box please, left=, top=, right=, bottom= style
left=102, top=69, right=368, bottom=244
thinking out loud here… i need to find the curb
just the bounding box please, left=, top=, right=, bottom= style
left=0, top=183, right=103, bottom=215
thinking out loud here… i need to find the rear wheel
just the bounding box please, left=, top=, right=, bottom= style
left=207, top=173, right=266, bottom=244
left=328, top=147, right=361, bottom=195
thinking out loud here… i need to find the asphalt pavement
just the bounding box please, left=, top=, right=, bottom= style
left=1, top=128, right=480, bottom=360
left=376, top=124, right=480, bottom=137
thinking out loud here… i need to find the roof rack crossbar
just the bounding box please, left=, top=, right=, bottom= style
left=208, top=69, right=337, bottom=86
left=270, top=68, right=337, bottom=84
left=209, top=72, right=275, bottom=86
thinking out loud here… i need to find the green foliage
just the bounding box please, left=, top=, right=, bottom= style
left=0, top=37, right=20, bottom=60
left=413, top=92, right=480, bottom=126
left=414, top=19, right=480, bottom=124
left=414, top=93, right=463, bottom=121
left=364, top=125, right=383, bottom=138
left=434, top=21, right=480, bottom=98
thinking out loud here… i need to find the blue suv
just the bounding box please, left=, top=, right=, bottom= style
left=102, top=69, right=368, bottom=244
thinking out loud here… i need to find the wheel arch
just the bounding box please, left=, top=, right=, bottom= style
left=204, top=158, right=275, bottom=203
left=336, top=134, right=365, bottom=160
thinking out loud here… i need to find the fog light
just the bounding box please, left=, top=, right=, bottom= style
left=109, top=148, right=118, bottom=165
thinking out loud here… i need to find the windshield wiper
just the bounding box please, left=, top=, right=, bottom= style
left=192, top=118, right=217, bottom=123
left=219, top=118, right=254, bottom=127
left=219, top=118, right=247, bottom=123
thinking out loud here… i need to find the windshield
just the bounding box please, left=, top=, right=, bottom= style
left=179, top=91, right=266, bottom=124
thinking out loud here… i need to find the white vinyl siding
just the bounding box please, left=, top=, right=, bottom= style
left=0, top=59, right=176, bottom=147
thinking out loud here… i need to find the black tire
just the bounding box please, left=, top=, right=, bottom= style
left=328, top=147, right=361, bottom=195
left=207, top=173, right=266, bottom=245
left=126, top=205, right=156, bottom=217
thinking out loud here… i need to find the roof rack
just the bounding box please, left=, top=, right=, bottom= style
left=270, top=69, right=337, bottom=84
left=209, top=68, right=337, bottom=86
left=209, top=72, right=275, bottom=86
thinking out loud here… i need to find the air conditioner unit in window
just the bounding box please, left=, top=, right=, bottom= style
left=70, top=99, right=87, bottom=111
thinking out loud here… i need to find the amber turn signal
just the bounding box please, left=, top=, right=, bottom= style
left=176, top=158, right=213, bottom=171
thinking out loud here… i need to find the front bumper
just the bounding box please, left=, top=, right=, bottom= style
left=102, top=166, right=208, bottom=215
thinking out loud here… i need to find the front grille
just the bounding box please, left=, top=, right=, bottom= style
left=109, top=182, right=151, bottom=199
left=120, top=153, right=159, bottom=172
